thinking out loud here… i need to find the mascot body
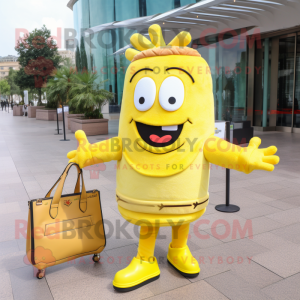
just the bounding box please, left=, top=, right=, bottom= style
left=68, top=25, right=279, bottom=292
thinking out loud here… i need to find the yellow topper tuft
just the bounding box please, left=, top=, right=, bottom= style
left=125, top=24, right=192, bottom=62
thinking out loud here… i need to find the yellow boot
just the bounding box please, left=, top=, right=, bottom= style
left=167, top=224, right=200, bottom=278
left=113, top=225, right=160, bottom=292
left=113, top=257, right=160, bottom=292
left=167, top=243, right=200, bottom=277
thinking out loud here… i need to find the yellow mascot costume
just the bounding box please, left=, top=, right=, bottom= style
left=67, top=24, right=279, bottom=292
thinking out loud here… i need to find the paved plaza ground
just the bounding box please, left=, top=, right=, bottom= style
left=0, top=110, right=299, bottom=300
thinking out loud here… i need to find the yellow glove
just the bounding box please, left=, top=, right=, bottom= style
left=204, top=136, right=280, bottom=174
left=238, top=137, right=280, bottom=174
left=67, top=130, right=123, bottom=168
left=67, top=130, right=93, bottom=168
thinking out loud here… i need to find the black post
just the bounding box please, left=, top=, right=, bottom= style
left=60, top=104, right=70, bottom=141
left=54, top=108, right=62, bottom=135
left=215, top=121, right=240, bottom=213
left=226, top=168, right=230, bottom=206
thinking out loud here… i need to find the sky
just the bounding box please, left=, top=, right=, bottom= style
left=0, top=0, right=74, bottom=57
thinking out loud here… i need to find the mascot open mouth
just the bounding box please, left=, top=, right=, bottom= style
left=136, top=122, right=184, bottom=147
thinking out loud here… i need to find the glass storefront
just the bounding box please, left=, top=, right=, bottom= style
left=193, top=32, right=247, bottom=122
left=71, top=0, right=300, bottom=132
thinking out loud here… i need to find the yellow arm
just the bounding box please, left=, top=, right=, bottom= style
left=204, top=136, right=279, bottom=174
left=67, top=130, right=122, bottom=168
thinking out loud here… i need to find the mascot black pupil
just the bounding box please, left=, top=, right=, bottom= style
left=139, top=97, right=145, bottom=104
left=169, top=97, right=176, bottom=104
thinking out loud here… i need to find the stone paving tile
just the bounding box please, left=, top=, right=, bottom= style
left=236, top=203, right=281, bottom=219
left=244, top=182, right=288, bottom=193
left=0, top=202, right=21, bottom=215
left=215, top=190, right=265, bottom=207
left=229, top=260, right=282, bottom=289
left=266, top=207, right=300, bottom=225
left=0, top=249, right=28, bottom=272
left=260, top=187, right=299, bottom=200
left=270, top=223, right=300, bottom=244
left=0, top=271, right=13, bottom=299
left=205, top=270, right=270, bottom=300
left=189, top=231, right=224, bottom=249
left=50, top=272, right=153, bottom=300
left=248, top=232, right=296, bottom=250
left=9, top=266, right=53, bottom=300
left=0, top=240, right=19, bottom=257
left=281, top=195, right=300, bottom=207
left=253, top=244, right=300, bottom=278
left=186, top=238, right=269, bottom=283
left=147, top=280, right=228, bottom=300
left=45, top=252, right=119, bottom=288
left=266, top=199, right=298, bottom=210
left=262, top=272, right=300, bottom=300
left=249, top=216, right=283, bottom=236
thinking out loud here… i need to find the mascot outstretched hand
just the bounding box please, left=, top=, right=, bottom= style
left=67, top=25, right=279, bottom=292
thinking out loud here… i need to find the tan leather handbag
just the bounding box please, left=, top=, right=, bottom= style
left=26, top=163, right=106, bottom=279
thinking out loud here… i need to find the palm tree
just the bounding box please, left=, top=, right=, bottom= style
left=46, top=66, right=75, bottom=108
left=69, top=71, right=114, bottom=118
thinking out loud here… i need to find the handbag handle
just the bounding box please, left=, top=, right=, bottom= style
left=49, top=163, right=87, bottom=219
left=45, top=164, right=82, bottom=198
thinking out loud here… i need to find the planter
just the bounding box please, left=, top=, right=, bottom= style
left=28, top=106, right=45, bottom=118
left=13, top=106, right=23, bottom=116
left=71, top=118, right=108, bottom=136
left=36, top=109, right=56, bottom=121
left=67, top=114, right=84, bottom=130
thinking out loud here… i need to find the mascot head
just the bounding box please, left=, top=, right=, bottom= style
left=119, top=24, right=215, bottom=177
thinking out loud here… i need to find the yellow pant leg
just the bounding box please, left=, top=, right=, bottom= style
left=171, top=223, right=190, bottom=248
left=136, top=226, right=160, bottom=262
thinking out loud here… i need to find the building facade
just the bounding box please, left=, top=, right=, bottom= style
left=58, top=50, right=76, bottom=66
left=0, top=55, right=20, bottom=79
left=68, top=0, right=300, bottom=133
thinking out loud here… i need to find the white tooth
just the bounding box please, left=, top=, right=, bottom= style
left=162, top=125, right=178, bottom=131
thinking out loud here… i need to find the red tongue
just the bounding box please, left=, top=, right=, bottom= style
left=150, top=134, right=172, bottom=144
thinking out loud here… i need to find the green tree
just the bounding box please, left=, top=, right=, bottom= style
left=15, top=25, right=61, bottom=105
left=0, top=79, right=11, bottom=101
left=6, top=69, right=20, bottom=102
left=80, top=36, right=88, bottom=72
left=75, top=45, right=81, bottom=72
left=69, top=71, right=114, bottom=119
left=14, top=68, right=28, bottom=102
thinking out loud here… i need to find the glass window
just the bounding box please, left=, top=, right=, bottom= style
left=194, top=32, right=247, bottom=122
left=294, top=35, right=300, bottom=128
left=253, top=39, right=271, bottom=127
left=146, top=0, right=174, bottom=15
left=276, top=36, right=295, bottom=127
left=180, top=0, right=196, bottom=6
left=115, top=0, right=139, bottom=21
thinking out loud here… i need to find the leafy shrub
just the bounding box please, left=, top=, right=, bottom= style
left=84, top=108, right=103, bottom=119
